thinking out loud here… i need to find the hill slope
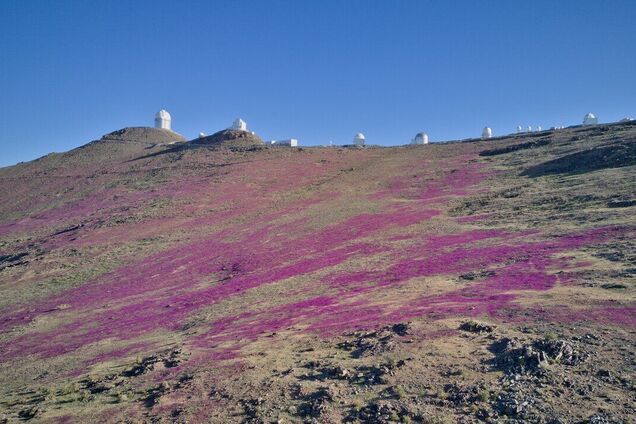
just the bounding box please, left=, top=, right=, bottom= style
left=0, top=123, right=635, bottom=423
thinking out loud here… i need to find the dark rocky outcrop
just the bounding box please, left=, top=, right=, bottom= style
left=191, top=129, right=265, bottom=147
left=521, top=140, right=636, bottom=177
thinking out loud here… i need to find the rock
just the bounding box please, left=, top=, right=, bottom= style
left=459, top=320, right=496, bottom=334
left=391, top=322, right=411, bottom=336
left=491, top=337, right=587, bottom=375
left=606, top=199, right=636, bottom=208
left=298, top=386, right=334, bottom=418
left=337, top=324, right=409, bottom=358
left=192, top=129, right=265, bottom=147
left=17, top=407, right=38, bottom=421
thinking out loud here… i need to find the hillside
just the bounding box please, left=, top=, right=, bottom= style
left=0, top=123, right=635, bottom=423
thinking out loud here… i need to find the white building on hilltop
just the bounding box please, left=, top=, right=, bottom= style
left=270, top=139, right=298, bottom=147
left=583, top=113, right=598, bottom=125
left=482, top=127, right=492, bottom=139
left=412, top=132, right=429, bottom=145
left=155, top=110, right=172, bottom=130
left=353, top=133, right=366, bottom=146
left=231, top=118, right=247, bottom=131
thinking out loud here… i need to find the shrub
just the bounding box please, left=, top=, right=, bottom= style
left=545, top=332, right=558, bottom=342
left=394, top=385, right=407, bottom=399
left=351, top=398, right=364, bottom=411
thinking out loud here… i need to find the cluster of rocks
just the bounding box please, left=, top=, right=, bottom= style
left=302, top=358, right=408, bottom=387
left=297, top=386, right=335, bottom=419
left=0, top=252, right=29, bottom=272
left=347, top=399, right=414, bottom=424
left=192, top=129, right=265, bottom=148
left=493, top=386, right=538, bottom=420
left=459, top=320, right=496, bottom=334
left=458, top=270, right=497, bottom=283
left=122, top=349, right=184, bottom=377
left=337, top=323, right=412, bottom=358
left=492, top=336, right=587, bottom=375
left=443, top=382, right=490, bottom=406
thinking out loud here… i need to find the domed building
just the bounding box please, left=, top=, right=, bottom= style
left=353, top=133, right=366, bottom=146
left=412, top=132, right=429, bottom=145
left=231, top=118, right=247, bottom=131
left=583, top=113, right=598, bottom=125
left=155, top=109, right=172, bottom=130
left=482, top=127, right=493, bottom=139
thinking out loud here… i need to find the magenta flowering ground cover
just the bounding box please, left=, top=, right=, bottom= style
left=1, top=124, right=635, bottom=422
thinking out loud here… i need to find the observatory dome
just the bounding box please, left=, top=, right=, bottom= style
left=583, top=113, right=598, bottom=125
left=353, top=133, right=366, bottom=146
left=413, top=132, right=429, bottom=145
left=154, top=109, right=172, bottom=130
left=482, top=127, right=493, bottom=139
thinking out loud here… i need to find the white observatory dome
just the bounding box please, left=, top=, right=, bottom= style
left=231, top=118, right=247, bottom=131
left=154, top=109, right=172, bottom=130
left=583, top=113, right=598, bottom=125
left=413, top=132, right=429, bottom=145
left=353, top=133, right=366, bottom=146
left=482, top=127, right=493, bottom=139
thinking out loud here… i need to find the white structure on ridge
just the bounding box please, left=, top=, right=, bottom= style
left=231, top=118, right=247, bottom=131
left=198, top=132, right=206, bottom=138
left=412, top=132, right=429, bottom=145
left=583, top=113, right=598, bottom=125
left=537, top=126, right=542, bottom=132
left=353, top=133, right=366, bottom=146
left=482, top=127, right=492, bottom=139
left=271, top=139, right=298, bottom=147
left=517, top=125, right=523, bottom=133
left=155, top=109, right=172, bottom=130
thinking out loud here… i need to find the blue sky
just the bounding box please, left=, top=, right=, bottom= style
left=1, top=0, right=635, bottom=166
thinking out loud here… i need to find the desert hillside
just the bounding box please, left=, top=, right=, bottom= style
left=0, top=123, right=635, bottom=423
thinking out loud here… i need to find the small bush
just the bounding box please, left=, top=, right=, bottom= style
left=351, top=398, right=364, bottom=411
left=545, top=332, right=558, bottom=342
left=435, top=389, right=447, bottom=400
left=394, top=385, right=407, bottom=399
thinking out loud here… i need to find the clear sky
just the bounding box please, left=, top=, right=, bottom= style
left=1, top=0, right=635, bottom=166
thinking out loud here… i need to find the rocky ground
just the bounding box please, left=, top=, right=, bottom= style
left=0, top=122, right=634, bottom=423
